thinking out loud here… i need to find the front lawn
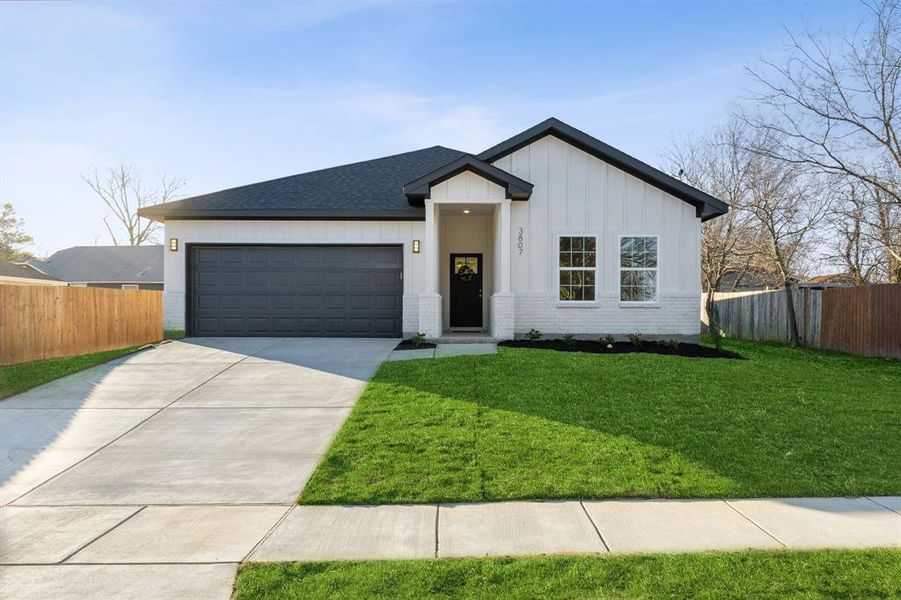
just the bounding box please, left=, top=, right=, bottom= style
left=0, top=346, right=142, bottom=400
left=235, top=549, right=901, bottom=599
left=300, top=339, right=900, bottom=504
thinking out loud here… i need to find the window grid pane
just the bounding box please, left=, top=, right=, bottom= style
left=559, top=236, right=597, bottom=302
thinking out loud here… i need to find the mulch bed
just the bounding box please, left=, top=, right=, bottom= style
left=499, top=339, right=743, bottom=359
left=394, top=340, right=438, bottom=351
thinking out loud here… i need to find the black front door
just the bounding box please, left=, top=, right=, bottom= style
left=449, top=254, right=483, bottom=328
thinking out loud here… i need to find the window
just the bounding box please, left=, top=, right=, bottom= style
left=620, top=236, right=658, bottom=302
left=122, top=284, right=139, bottom=290
left=558, top=236, right=596, bottom=301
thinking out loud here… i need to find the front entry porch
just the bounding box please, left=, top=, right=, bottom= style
left=418, top=195, right=515, bottom=340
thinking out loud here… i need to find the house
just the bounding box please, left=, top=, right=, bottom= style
left=715, top=269, right=782, bottom=292
left=140, top=118, right=728, bottom=339
left=798, top=273, right=857, bottom=289
left=24, top=245, right=163, bottom=290
left=0, top=261, right=65, bottom=286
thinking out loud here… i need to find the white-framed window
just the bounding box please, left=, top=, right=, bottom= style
left=121, top=284, right=139, bottom=290
left=619, top=236, right=658, bottom=302
left=558, top=235, right=596, bottom=301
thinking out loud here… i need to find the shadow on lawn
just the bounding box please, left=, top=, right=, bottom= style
left=373, top=342, right=901, bottom=499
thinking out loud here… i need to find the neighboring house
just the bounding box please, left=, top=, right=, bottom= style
left=0, top=261, right=65, bottom=286
left=715, top=269, right=782, bottom=292
left=140, top=118, right=728, bottom=339
left=24, top=246, right=163, bottom=290
left=798, top=273, right=857, bottom=289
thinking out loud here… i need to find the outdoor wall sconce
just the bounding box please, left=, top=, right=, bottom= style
left=412, top=240, right=421, bottom=253
left=169, top=238, right=178, bottom=252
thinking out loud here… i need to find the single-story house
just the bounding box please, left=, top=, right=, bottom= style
left=0, top=261, right=66, bottom=286
left=24, top=245, right=163, bottom=290
left=798, top=273, right=857, bottom=289
left=140, top=118, right=728, bottom=339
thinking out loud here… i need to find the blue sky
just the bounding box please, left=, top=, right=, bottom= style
left=1, top=0, right=868, bottom=255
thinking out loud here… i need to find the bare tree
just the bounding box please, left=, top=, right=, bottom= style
left=826, top=180, right=886, bottom=283
left=743, top=134, right=830, bottom=346
left=746, top=0, right=901, bottom=280
left=0, top=202, right=34, bottom=261
left=82, top=162, right=184, bottom=246
left=665, top=119, right=762, bottom=307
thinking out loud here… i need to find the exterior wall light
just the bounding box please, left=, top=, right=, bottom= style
left=412, top=240, right=421, bottom=253
left=169, top=238, right=179, bottom=252
left=463, top=209, right=471, bottom=214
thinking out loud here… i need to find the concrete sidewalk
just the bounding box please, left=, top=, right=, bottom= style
left=248, top=496, right=901, bottom=561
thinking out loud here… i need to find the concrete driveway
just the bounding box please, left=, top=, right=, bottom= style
left=0, top=337, right=396, bottom=599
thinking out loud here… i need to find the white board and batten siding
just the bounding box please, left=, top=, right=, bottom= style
left=162, top=220, right=426, bottom=332
left=493, top=135, right=702, bottom=336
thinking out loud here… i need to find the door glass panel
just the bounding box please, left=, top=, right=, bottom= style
left=454, top=257, right=479, bottom=274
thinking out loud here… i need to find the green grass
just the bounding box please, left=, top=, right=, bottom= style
left=164, top=329, right=186, bottom=340
left=300, top=339, right=901, bottom=504
left=0, top=346, right=142, bottom=400
left=234, top=549, right=901, bottom=599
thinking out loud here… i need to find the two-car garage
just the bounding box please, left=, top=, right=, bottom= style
left=187, top=245, right=403, bottom=337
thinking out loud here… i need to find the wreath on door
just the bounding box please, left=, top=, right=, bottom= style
left=456, top=264, right=475, bottom=282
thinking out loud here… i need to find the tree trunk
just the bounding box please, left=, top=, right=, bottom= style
left=783, top=281, right=802, bottom=347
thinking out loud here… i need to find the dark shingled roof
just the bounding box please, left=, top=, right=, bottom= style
left=140, top=146, right=467, bottom=221
left=0, top=261, right=61, bottom=281
left=138, top=119, right=728, bottom=222
left=26, top=245, right=163, bottom=283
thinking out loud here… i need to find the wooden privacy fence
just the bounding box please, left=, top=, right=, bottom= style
left=0, top=284, right=163, bottom=365
left=820, top=284, right=901, bottom=359
left=702, top=283, right=901, bottom=359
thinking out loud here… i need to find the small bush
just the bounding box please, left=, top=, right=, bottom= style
left=659, top=338, right=680, bottom=350
left=561, top=333, right=576, bottom=347
left=410, top=332, right=427, bottom=348
left=627, top=333, right=643, bottom=348
left=526, top=328, right=543, bottom=342
left=599, top=335, right=615, bottom=346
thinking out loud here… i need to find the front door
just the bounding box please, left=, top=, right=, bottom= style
left=449, top=254, right=483, bottom=329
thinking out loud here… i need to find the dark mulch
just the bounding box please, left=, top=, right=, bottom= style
left=394, top=340, right=438, bottom=351
left=499, top=339, right=743, bottom=359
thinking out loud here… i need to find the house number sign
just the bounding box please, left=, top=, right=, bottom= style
left=517, top=226, right=525, bottom=255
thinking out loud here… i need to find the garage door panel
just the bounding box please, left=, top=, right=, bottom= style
left=190, top=245, right=402, bottom=337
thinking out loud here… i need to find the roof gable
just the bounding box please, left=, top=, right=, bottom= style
left=478, top=118, right=729, bottom=221
left=403, top=155, right=533, bottom=202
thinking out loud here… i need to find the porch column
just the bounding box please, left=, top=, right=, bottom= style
left=490, top=199, right=515, bottom=339
left=499, top=199, right=511, bottom=293
left=418, top=199, right=442, bottom=338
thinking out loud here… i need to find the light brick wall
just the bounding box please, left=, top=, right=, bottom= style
left=417, top=293, right=442, bottom=338
left=514, top=293, right=701, bottom=337
left=489, top=293, right=515, bottom=338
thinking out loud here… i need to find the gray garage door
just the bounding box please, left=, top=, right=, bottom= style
left=189, top=245, right=402, bottom=337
